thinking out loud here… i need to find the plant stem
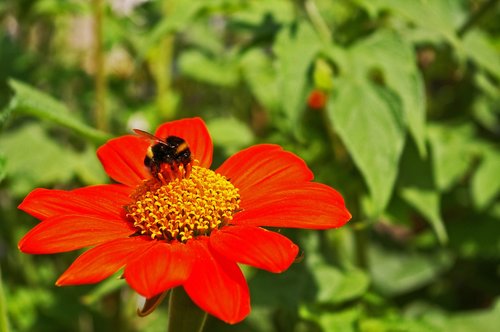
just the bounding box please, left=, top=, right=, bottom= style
left=167, top=287, right=208, bottom=332
left=148, top=1, right=176, bottom=120
left=305, top=0, right=332, bottom=42
left=92, top=0, right=108, bottom=131
left=0, top=269, right=10, bottom=332
left=354, top=223, right=369, bottom=270
left=457, top=0, right=499, bottom=37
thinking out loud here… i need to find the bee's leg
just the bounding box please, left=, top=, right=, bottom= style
left=159, top=172, right=171, bottom=185
left=151, top=163, right=160, bottom=180
left=159, top=163, right=176, bottom=183
left=184, top=162, right=192, bottom=178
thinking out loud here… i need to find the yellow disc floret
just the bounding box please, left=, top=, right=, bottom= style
left=126, top=166, right=240, bottom=242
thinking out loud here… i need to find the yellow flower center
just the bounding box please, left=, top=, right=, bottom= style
left=125, top=166, right=240, bottom=243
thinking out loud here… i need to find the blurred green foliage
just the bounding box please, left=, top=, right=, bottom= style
left=1, top=0, right=500, bottom=331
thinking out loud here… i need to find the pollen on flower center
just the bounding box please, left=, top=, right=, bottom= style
left=125, top=166, right=240, bottom=243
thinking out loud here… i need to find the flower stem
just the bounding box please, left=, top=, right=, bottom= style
left=0, top=268, right=10, bottom=332
left=305, top=0, right=332, bottom=42
left=148, top=1, right=176, bottom=120
left=92, top=0, right=108, bottom=131
left=167, top=287, right=208, bottom=332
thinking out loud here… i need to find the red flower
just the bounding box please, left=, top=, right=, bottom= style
left=18, top=118, right=351, bottom=324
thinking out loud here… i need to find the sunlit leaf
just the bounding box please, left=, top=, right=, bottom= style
left=178, top=50, right=239, bottom=87
left=312, top=264, right=369, bottom=304
left=74, top=146, right=108, bottom=185
left=328, top=78, right=406, bottom=215
left=7, top=79, right=110, bottom=144
left=0, top=124, right=78, bottom=196
left=301, top=305, right=361, bottom=332
left=207, top=117, right=254, bottom=155
left=241, top=49, right=280, bottom=113
left=142, top=0, right=205, bottom=55
left=428, top=124, right=475, bottom=192
left=350, top=30, right=427, bottom=157
left=273, top=22, right=321, bottom=131
left=231, top=0, right=295, bottom=25
left=360, top=0, right=461, bottom=47
left=463, top=30, right=500, bottom=81
left=360, top=316, right=441, bottom=332
left=471, top=147, right=500, bottom=210
left=446, top=298, right=500, bottom=332
left=81, top=272, right=124, bottom=305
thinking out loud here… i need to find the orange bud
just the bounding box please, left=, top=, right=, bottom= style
left=307, top=90, right=328, bottom=109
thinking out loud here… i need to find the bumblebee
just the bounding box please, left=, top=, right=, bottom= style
left=133, top=129, right=192, bottom=181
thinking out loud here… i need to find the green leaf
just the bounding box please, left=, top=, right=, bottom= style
left=141, top=0, right=205, bottom=56
left=0, top=124, right=78, bottom=196
left=471, top=147, right=500, bottom=210
left=312, top=264, right=370, bottom=304
left=463, top=30, right=500, bottom=81
left=0, top=153, right=6, bottom=184
left=0, top=269, right=10, bottom=332
left=302, top=230, right=370, bottom=304
left=368, top=244, right=452, bottom=296
left=73, top=146, right=108, bottom=185
left=398, top=140, right=447, bottom=244
left=273, top=22, right=321, bottom=130
left=445, top=298, right=500, bottom=332
left=428, top=124, right=475, bottom=192
left=362, top=0, right=461, bottom=47
left=328, top=78, right=406, bottom=215
left=360, top=316, right=441, bottom=332
left=449, top=206, right=500, bottom=258
left=241, top=49, right=280, bottom=113
left=206, top=117, right=254, bottom=155
left=301, top=305, right=361, bottom=332
left=178, top=50, right=239, bottom=87
left=81, top=273, right=124, bottom=306
left=350, top=30, right=427, bottom=157
left=231, top=0, right=295, bottom=25
left=7, top=79, right=110, bottom=144
left=401, top=186, right=446, bottom=243
left=250, top=262, right=315, bottom=309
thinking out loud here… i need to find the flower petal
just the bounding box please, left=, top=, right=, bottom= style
left=234, top=182, right=351, bottom=229
left=184, top=238, right=250, bottom=324
left=18, top=184, right=132, bottom=220
left=210, top=226, right=298, bottom=273
left=97, top=135, right=150, bottom=186
left=56, top=236, right=153, bottom=286
left=18, top=215, right=135, bottom=254
left=216, top=144, right=313, bottom=204
left=154, top=117, right=213, bottom=168
left=124, top=241, right=194, bottom=298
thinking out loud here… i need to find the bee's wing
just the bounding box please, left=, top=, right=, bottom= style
left=133, top=129, right=164, bottom=144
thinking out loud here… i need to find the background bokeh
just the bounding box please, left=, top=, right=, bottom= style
left=1, top=0, right=500, bottom=331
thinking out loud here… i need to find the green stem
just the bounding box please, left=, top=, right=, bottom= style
left=305, top=0, right=332, bottom=42
left=0, top=268, right=10, bottom=332
left=92, top=0, right=108, bottom=131
left=353, top=222, right=369, bottom=270
left=167, top=287, right=208, bottom=332
left=457, top=0, right=499, bottom=37
left=148, top=1, right=176, bottom=120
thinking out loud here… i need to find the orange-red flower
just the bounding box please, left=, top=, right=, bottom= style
left=307, top=89, right=328, bottom=109
left=18, top=117, right=351, bottom=324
